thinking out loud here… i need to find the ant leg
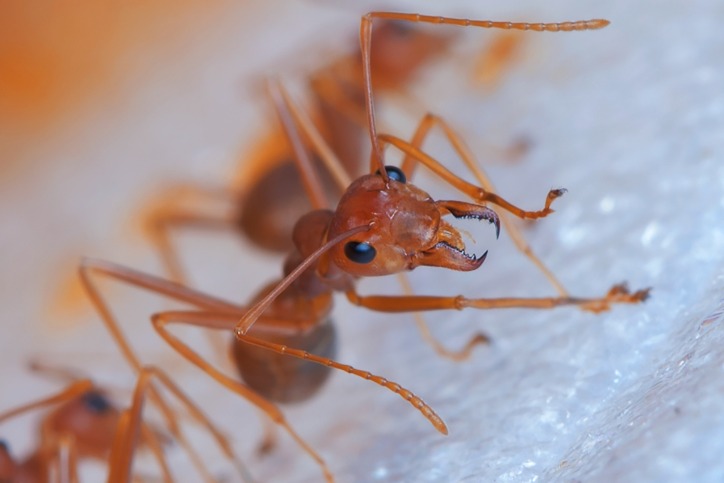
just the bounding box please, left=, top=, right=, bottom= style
left=107, top=390, right=174, bottom=483
left=149, top=366, right=254, bottom=482
left=397, top=274, right=489, bottom=361
left=399, top=113, right=568, bottom=296
left=0, top=444, right=18, bottom=481
left=139, top=423, right=173, bottom=483
left=153, top=310, right=448, bottom=436
left=54, top=434, right=79, bottom=483
left=270, top=80, right=353, bottom=191
left=360, top=12, right=609, bottom=175
left=108, top=366, right=254, bottom=483
left=147, top=210, right=235, bottom=284
left=144, top=209, right=236, bottom=359
left=256, top=416, right=278, bottom=456
left=473, top=31, right=525, bottom=91
left=346, top=283, right=651, bottom=314
left=79, top=257, right=241, bottom=375
left=79, top=259, right=240, bottom=480
left=151, top=311, right=333, bottom=483
left=267, top=80, right=329, bottom=211
left=382, top=132, right=563, bottom=219
left=0, top=382, right=89, bottom=483
left=309, top=71, right=369, bottom=133
left=0, top=380, right=93, bottom=424
left=79, top=259, right=329, bottom=480
left=142, top=182, right=240, bottom=283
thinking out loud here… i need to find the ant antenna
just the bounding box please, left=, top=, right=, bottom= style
left=236, top=224, right=371, bottom=335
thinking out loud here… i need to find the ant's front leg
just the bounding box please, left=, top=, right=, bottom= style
left=379, top=133, right=566, bottom=220
left=345, top=283, right=650, bottom=315
left=396, top=112, right=568, bottom=296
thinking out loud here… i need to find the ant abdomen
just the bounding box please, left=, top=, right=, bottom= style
left=231, top=320, right=337, bottom=403
left=237, top=158, right=340, bottom=253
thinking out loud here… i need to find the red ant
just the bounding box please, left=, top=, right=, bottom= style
left=0, top=363, right=252, bottom=482
left=143, top=16, right=523, bottom=267
left=79, top=12, right=649, bottom=482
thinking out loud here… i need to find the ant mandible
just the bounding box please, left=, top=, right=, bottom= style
left=80, top=12, right=649, bottom=482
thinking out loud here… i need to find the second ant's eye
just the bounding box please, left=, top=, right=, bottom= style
left=344, top=241, right=376, bottom=264
left=375, top=165, right=407, bottom=184
left=82, top=391, right=111, bottom=413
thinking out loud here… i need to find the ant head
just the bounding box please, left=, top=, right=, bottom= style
left=328, top=167, right=500, bottom=277
left=43, top=389, right=120, bottom=459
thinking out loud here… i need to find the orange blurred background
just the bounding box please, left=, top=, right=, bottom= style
left=0, top=1, right=227, bottom=173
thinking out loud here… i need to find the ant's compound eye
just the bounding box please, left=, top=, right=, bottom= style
left=82, top=391, right=112, bottom=413
left=375, top=165, right=407, bottom=184
left=344, top=241, right=376, bottom=264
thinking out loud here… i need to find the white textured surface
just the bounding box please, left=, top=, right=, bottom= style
left=1, top=1, right=723, bottom=482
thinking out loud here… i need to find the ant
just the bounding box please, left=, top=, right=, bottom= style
left=80, top=12, right=649, bottom=482
left=0, top=362, right=252, bottom=482
left=143, top=15, right=526, bottom=270
left=141, top=17, right=529, bottom=361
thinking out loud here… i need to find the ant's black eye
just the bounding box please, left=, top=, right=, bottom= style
left=82, top=391, right=111, bottom=413
left=344, top=241, right=376, bottom=264
left=375, top=165, right=406, bottom=184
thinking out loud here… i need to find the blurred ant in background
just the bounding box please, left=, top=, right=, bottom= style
left=0, top=361, right=252, bottom=482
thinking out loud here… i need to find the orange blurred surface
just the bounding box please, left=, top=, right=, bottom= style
left=0, top=1, right=223, bottom=169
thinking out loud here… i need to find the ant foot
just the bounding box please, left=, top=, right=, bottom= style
left=432, top=332, right=491, bottom=362
left=256, top=434, right=277, bottom=458
left=524, top=188, right=567, bottom=219
left=581, top=283, right=651, bottom=313
left=544, top=188, right=567, bottom=211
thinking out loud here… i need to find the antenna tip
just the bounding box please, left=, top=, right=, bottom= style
left=590, top=19, right=611, bottom=29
